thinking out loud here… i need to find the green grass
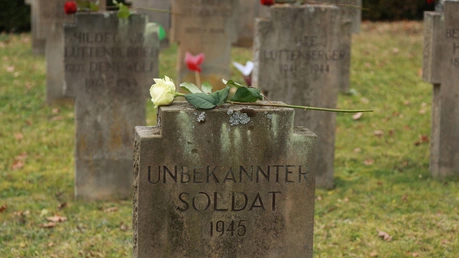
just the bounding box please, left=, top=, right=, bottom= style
left=1, top=21, right=458, bottom=257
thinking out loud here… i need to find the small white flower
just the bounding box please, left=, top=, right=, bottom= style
left=150, top=76, right=176, bottom=108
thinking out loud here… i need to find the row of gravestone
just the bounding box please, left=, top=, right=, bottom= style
left=25, top=0, right=459, bottom=256
left=29, top=0, right=363, bottom=196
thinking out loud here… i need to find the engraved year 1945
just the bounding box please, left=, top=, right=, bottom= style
left=210, top=220, right=246, bottom=237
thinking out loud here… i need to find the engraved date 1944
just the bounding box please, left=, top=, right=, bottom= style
left=210, top=220, right=246, bottom=237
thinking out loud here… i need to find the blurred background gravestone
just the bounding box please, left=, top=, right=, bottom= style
left=252, top=4, right=341, bottom=189
left=170, top=0, right=240, bottom=90
left=63, top=12, right=159, bottom=200
left=234, top=0, right=270, bottom=48
left=423, top=0, right=459, bottom=177
left=319, top=0, right=362, bottom=93
left=25, top=0, right=46, bottom=55
left=130, top=0, right=170, bottom=47
left=133, top=103, right=317, bottom=257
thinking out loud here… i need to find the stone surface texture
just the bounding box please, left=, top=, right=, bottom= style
left=133, top=102, right=317, bottom=258
left=63, top=12, right=159, bottom=200
left=423, top=1, right=459, bottom=177
left=252, top=5, right=341, bottom=189
left=170, top=0, right=240, bottom=90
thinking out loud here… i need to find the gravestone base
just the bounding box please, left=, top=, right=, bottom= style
left=133, top=102, right=317, bottom=257
left=75, top=158, right=133, bottom=200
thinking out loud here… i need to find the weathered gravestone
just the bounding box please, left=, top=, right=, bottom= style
left=130, top=0, right=171, bottom=47
left=234, top=1, right=270, bottom=48
left=63, top=12, right=160, bottom=200
left=37, top=0, right=79, bottom=104
left=319, top=0, right=362, bottom=93
left=252, top=4, right=341, bottom=189
left=133, top=102, right=317, bottom=257
left=25, top=0, right=46, bottom=55
left=171, top=0, right=240, bottom=90
left=423, top=1, right=459, bottom=177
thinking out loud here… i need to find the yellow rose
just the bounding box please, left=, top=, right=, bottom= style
left=150, top=76, right=176, bottom=108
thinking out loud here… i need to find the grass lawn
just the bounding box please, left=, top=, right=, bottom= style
left=1, top=21, right=458, bottom=257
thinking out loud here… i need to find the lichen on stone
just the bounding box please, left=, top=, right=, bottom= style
left=195, top=111, right=206, bottom=123
left=228, top=111, right=251, bottom=126
left=266, top=113, right=273, bottom=120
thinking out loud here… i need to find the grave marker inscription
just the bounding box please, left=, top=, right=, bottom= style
left=171, top=0, right=240, bottom=89
left=133, top=103, right=317, bottom=257
left=252, top=5, right=341, bottom=189
left=423, top=1, right=459, bottom=177
left=63, top=12, right=159, bottom=200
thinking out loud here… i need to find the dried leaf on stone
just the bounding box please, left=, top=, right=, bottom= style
left=378, top=230, right=392, bottom=241
left=352, top=112, right=363, bottom=120
left=0, top=204, right=7, bottom=212
left=47, top=215, right=67, bottom=223
left=40, top=222, right=56, bottom=228
left=104, top=207, right=118, bottom=213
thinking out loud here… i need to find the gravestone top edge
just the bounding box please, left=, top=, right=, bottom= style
left=270, top=3, right=339, bottom=10
left=157, top=101, right=294, bottom=112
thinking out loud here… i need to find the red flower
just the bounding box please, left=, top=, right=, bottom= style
left=64, top=1, right=78, bottom=15
left=426, top=0, right=434, bottom=3
left=185, top=52, right=205, bottom=73
left=260, top=0, right=275, bottom=6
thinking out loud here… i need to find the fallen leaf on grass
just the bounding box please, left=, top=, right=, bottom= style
left=104, top=207, right=118, bottom=213
left=352, top=112, right=363, bottom=120
left=119, top=222, right=129, bottom=231
left=364, top=159, right=374, bottom=166
left=414, top=135, right=429, bottom=146
left=378, top=230, right=393, bottom=241
left=14, top=210, right=30, bottom=216
left=58, top=202, right=67, bottom=210
left=48, top=242, right=54, bottom=247
left=47, top=215, right=67, bottom=222
left=14, top=133, right=23, bottom=140
left=50, top=116, right=63, bottom=121
left=0, top=204, right=7, bottom=212
left=370, top=251, right=378, bottom=257
left=52, top=108, right=60, bottom=114
left=411, top=253, right=419, bottom=257
left=373, top=130, right=384, bottom=137
left=6, top=66, right=15, bottom=72
left=11, top=160, right=24, bottom=170
left=40, top=222, right=56, bottom=228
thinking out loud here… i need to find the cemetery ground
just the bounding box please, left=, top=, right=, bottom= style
left=1, top=21, right=458, bottom=257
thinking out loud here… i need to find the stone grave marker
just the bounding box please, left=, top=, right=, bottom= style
left=36, top=0, right=79, bottom=104
left=252, top=4, right=341, bottom=189
left=25, top=0, right=46, bottom=55
left=63, top=12, right=160, bottom=200
left=133, top=102, right=317, bottom=257
left=423, top=1, right=459, bottom=177
left=171, top=0, right=240, bottom=90
left=130, top=0, right=171, bottom=47
left=234, top=1, right=270, bottom=48
left=319, top=0, right=362, bottom=93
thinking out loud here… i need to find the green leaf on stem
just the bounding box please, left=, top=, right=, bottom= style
left=231, top=87, right=263, bottom=102
left=184, top=87, right=230, bottom=109
left=180, top=82, right=202, bottom=94
left=212, top=87, right=230, bottom=106
left=117, top=3, right=131, bottom=19
left=201, top=82, right=213, bottom=94
left=185, top=93, right=217, bottom=109
left=223, top=79, right=245, bottom=88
